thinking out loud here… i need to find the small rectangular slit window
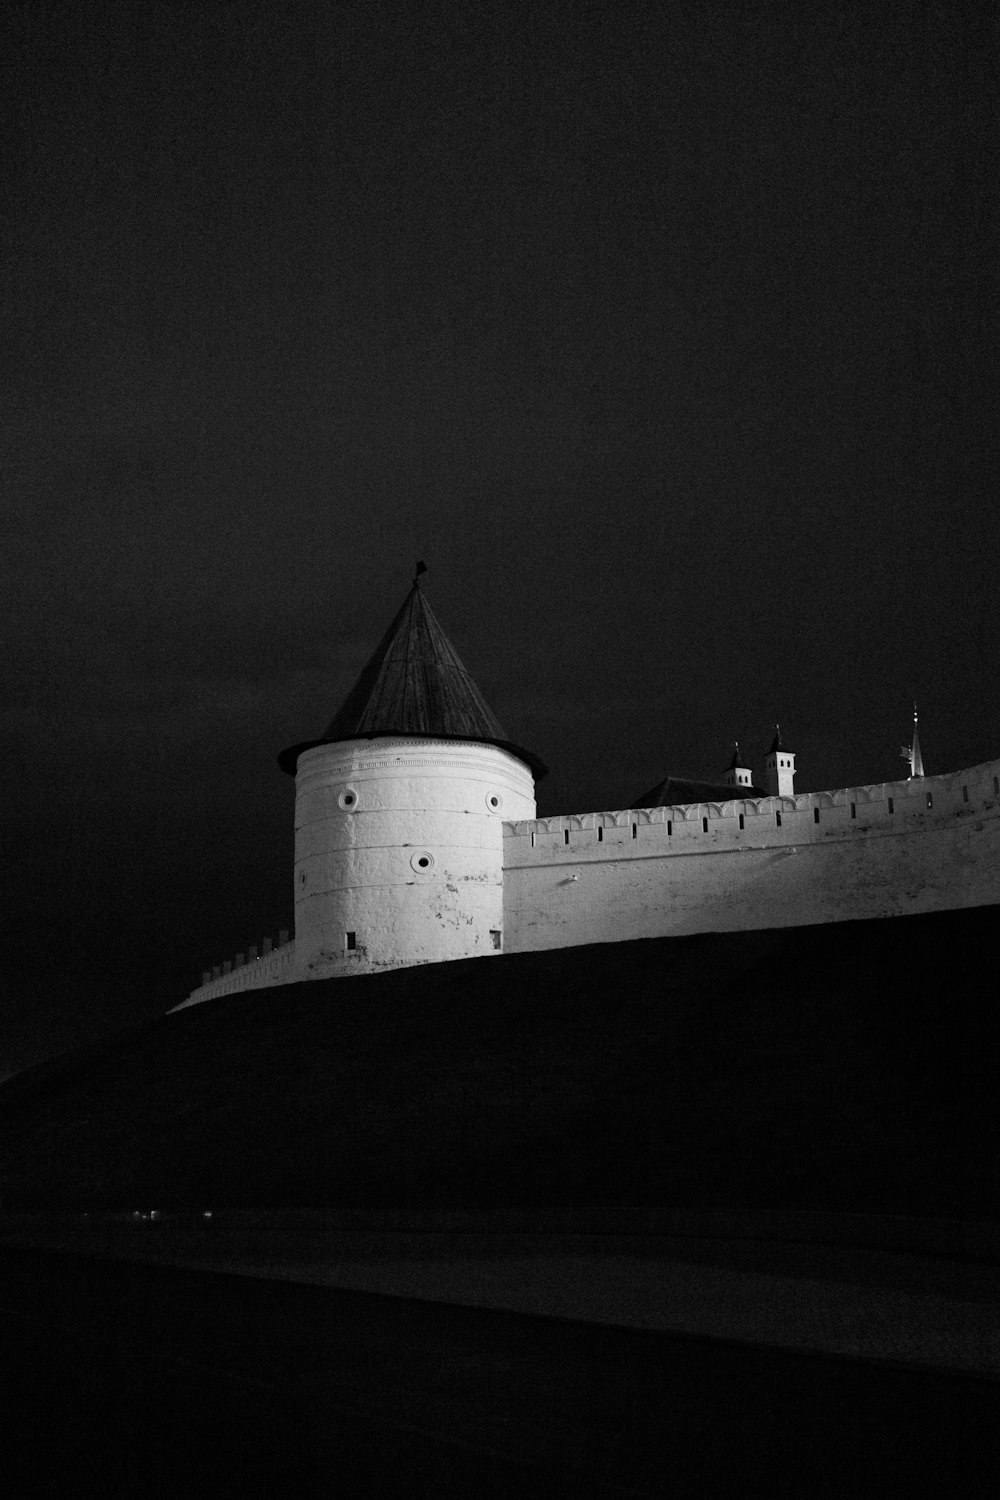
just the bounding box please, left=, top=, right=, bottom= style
left=926, top=792, right=933, bottom=809
left=888, top=797, right=894, bottom=814
left=597, top=826, right=604, bottom=842
left=994, top=777, right=999, bottom=795
left=489, top=930, right=501, bottom=951
left=851, top=803, right=856, bottom=819
left=775, top=811, right=782, bottom=827
left=564, top=829, right=570, bottom=845
left=738, top=813, right=744, bottom=830
left=346, top=931, right=356, bottom=951
left=813, top=808, right=820, bottom=824
left=702, top=817, right=708, bottom=833
left=631, top=823, right=637, bottom=839
left=667, top=819, right=672, bottom=836
left=962, top=785, right=969, bottom=802
left=530, top=832, right=535, bottom=847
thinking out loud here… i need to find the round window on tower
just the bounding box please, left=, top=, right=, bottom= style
left=338, top=787, right=359, bottom=811
left=410, top=851, right=435, bottom=873
left=486, top=792, right=503, bottom=813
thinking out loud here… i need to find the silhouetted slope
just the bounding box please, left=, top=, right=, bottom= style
left=1, top=907, right=997, bottom=1216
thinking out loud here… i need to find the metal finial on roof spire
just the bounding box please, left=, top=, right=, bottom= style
left=413, top=560, right=427, bottom=588
left=900, top=702, right=925, bottom=779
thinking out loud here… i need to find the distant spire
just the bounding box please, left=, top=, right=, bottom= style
left=413, top=560, right=427, bottom=588
left=901, top=703, right=925, bottom=779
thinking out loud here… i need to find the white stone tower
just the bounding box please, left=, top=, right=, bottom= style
left=278, top=571, right=544, bottom=980
left=723, top=741, right=754, bottom=789
left=764, top=726, right=796, bottom=797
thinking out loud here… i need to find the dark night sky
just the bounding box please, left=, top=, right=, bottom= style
left=4, top=2, right=997, bottom=1078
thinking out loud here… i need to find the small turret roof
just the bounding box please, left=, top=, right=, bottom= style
left=726, top=741, right=749, bottom=771
left=278, top=576, right=547, bottom=778
left=769, top=725, right=793, bottom=755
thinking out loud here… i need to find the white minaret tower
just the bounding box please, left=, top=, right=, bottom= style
left=901, top=705, right=925, bottom=779
left=278, top=567, right=544, bottom=981
left=764, top=726, right=796, bottom=798
left=723, top=741, right=754, bottom=789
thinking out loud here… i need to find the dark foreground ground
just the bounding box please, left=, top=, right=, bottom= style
left=1, top=905, right=998, bottom=1217
left=2, top=909, right=997, bottom=1491
left=1, top=1241, right=997, bottom=1499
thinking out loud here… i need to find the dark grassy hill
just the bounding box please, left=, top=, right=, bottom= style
left=1, top=907, right=997, bottom=1216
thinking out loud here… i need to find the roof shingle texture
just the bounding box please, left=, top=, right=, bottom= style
left=323, top=584, right=507, bottom=742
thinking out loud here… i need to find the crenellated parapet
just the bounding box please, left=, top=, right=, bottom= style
left=176, top=565, right=1000, bottom=1008
left=173, top=937, right=299, bottom=1010
left=500, top=759, right=1000, bottom=955
left=504, top=758, right=1000, bottom=861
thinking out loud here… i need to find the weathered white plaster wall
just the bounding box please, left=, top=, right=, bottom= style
left=174, top=938, right=298, bottom=1010
left=294, top=737, right=537, bottom=979
left=179, top=756, right=999, bottom=1009
left=502, top=759, right=1000, bottom=954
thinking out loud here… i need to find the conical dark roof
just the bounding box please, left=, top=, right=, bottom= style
left=279, top=582, right=546, bottom=777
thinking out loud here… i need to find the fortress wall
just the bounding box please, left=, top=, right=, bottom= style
left=173, top=938, right=298, bottom=1011
left=502, top=759, right=1000, bottom=953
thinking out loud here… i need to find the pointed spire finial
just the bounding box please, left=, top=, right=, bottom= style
left=901, top=702, right=925, bottom=778
left=413, top=559, right=427, bottom=589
